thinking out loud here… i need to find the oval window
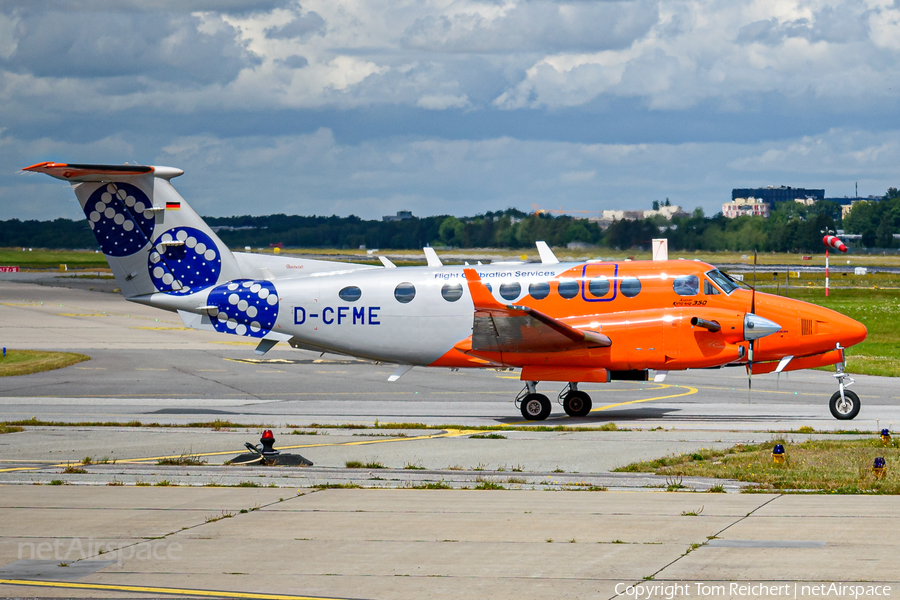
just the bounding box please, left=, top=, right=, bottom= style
left=672, top=275, right=699, bottom=297
left=441, top=283, right=463, bottom=302
left=557, top=279, right=579, bottom=299
left=394, top=282, right=416, bottom=304
left=528, top=281, right=550, bottom=300
left=338, top=286, right=361, bottom=302
left=620, top=277, right=642, bottom=298
left=499, top=282, right=521, bottom=301
left=588, top=276, right=610, bottom=297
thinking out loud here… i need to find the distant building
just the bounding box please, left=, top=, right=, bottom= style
left=827, top=196, right=882, bottom=218
left=383, top=210, right=413, bottom=222
left=732, top=186, right=824, bottom=208
left=722, top=197, right=770, bottom=218
left=591, top=204, right=687, bottom=227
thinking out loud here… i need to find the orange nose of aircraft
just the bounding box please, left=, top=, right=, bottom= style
left=755, top=292, right=867, bottom=355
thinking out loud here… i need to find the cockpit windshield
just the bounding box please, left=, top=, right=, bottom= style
left=705, top=269, right=739, bottom=295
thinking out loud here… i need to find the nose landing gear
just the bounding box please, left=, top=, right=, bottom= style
left=830, top=346, right=860, bottom=420
left=559, top=382, right=592, bottom=417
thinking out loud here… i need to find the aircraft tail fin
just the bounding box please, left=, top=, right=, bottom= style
left=23, top=162, right=241, bottom=299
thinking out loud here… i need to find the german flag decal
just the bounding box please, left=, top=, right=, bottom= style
left=165, top=201, right=181, bottom=211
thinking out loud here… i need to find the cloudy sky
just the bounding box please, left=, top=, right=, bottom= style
left=2, top=0, right=899, bottom=221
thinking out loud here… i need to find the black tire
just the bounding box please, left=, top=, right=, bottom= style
left=563, top=391, right=593, bottom=417
left=829, top=390, right=860, bottom=420
left=521, top=393, right=552, bottom=421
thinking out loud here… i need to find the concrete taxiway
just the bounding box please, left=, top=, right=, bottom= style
left=1, top=278, right=899, bottom=599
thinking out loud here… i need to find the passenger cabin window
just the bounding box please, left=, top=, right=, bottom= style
left=499, top=282, right=521, bottom=301
left=557, top=279, right=579, bottom=299
left=705, top=269, right=738, bottom=295
left=672, top=275, right=699, bottom=296
left=338, top=286, right=362, bottom=302
left=441, top=283, right=463, bottom=302
left=588, top=276, right=610, bottom=297
left=394, top=282, right=416, bottom=303
left=704, top=279, right=721, bottom=295
left=484, top=282, right=492, bottom=293
left=528, top=281, right=550, bottom=300
left=620, top=277, right=642, bottom=298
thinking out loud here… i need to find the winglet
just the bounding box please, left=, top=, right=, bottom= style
left=463, top=268, right=505, bottom=310
left=379, top=256, right=397, bottom=268
left=423, top=247, right=443, bottom=267
left=535, top=241, right=559, bottom=265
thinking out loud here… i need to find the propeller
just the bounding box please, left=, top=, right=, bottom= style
left=747, top=250, right=758, bottom=397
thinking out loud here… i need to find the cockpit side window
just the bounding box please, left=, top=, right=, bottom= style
left=704, top=279, right=721, bottom=295
left=705, top=269, right=738, bottom=295
left=672, top=275, right=699, bottom=296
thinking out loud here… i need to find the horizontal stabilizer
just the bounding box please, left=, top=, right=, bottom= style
left=23, top=162, right=183, bottom=181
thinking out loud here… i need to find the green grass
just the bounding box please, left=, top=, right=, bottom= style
left=0, top=350, right=89, bottom=377
left=0, top=425, right=23, bottom=434
left=0, top=248, right=109, bottom=269
left=157, top=453, right=207, bottom=466
left=616, top=437, right=900, bottom=494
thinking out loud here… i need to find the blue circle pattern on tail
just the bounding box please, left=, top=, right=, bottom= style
left=148, top=227, right=222, bottom=295
left=207, top=280, right=279, bottom=338
left=84, top=183, right=155, bottom=257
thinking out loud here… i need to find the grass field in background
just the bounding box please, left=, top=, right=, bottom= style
left=0, top=248, right=107, bottom=269
left=0, top=350, right=90, bottom=377
left=615, top=437, right=900, bottom=494
left=5, top=246, right=900, bottom=269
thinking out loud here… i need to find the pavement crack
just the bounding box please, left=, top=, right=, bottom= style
left=171, top=364, right=264, bottom=401
left=606, top=495, right=783, bottom=600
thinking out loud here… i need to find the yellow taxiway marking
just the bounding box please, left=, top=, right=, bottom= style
left=0, top=430, right=471, bottom=472
left=216, top=342, right=258, bottom=346
left=509, top=383, right=699, bottom=425
left=111, top=429, right=476, bottom=465
left=590, top=384, right=699, bottom=412
left=0, top=579, right=345, bottom=599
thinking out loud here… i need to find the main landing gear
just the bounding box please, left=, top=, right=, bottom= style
left=829, top=353, right=860, bottom=420
left=516, top=381, right=592, bottom=420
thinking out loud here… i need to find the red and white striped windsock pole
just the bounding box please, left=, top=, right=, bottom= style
left=822, top=235, right=848, bottom=297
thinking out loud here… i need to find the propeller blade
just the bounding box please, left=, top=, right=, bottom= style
left=751, top=250, right=758, bottom=314
left=747, top=340, right=754, bottom=403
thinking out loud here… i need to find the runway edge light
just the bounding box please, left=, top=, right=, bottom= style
left=881, top=429, right=891, bottom=446
left=772, top=444, right=785, bottom=464
left=873, top=457, right=886, bottom=479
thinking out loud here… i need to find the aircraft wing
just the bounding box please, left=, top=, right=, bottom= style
left=463, top=268, right=611, bottom=354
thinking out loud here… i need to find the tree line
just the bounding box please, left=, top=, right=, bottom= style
left=2, top=188, right=897, bottom=253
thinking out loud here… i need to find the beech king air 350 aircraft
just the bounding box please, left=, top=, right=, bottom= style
left=25, top=162, right=869, bottom=420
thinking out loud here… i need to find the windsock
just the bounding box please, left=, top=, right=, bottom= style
left=823, top=235, right=847, bottom=253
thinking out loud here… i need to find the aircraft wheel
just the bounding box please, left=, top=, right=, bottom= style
left=563, top=391, right=592, bottom=417
left=829, top=390, right=860, bottom=420
left=521, top=393, right=552, bottom=421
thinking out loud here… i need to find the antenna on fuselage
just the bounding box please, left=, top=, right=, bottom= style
left=535, top=241, right=559, bottom=265
left=423, top=247, right=443, bottom=267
